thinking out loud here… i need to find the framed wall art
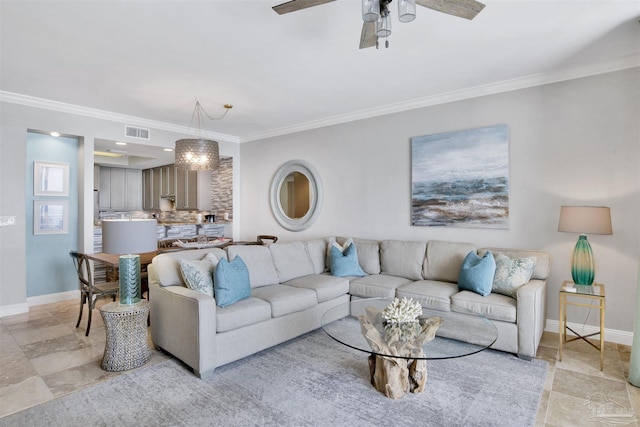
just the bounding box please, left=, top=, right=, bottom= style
left=34, top=161, right=69, bottom=196
left=411, top=124, right=510, bottom=229
left=33, top=200, right=69, bottom=235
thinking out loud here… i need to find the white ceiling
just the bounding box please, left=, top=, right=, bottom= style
left=2, top=0, right=639, bottom=147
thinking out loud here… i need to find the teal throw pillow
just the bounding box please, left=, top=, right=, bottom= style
left=458, top=251, right=496, bottom=297
left=492, top=254, right=536, bottom=299
left=179, top=258, right=215, bottom=297
left=214, top=256, right=251, bottom=308
left=330, top=243, right=366, bottom=277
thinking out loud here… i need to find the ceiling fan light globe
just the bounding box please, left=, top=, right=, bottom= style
left=376, top=14, right=392, bottom=37
left=398, top=0, right=416, bottom=22
left=362, top=0, right=380, bottom=22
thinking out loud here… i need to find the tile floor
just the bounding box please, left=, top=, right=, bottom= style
left=0, top=298, right=638, bottom=426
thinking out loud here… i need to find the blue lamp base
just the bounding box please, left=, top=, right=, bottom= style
left=571, top=235, right=595, bottom=285
left=118, top=254, right=141, bottom=305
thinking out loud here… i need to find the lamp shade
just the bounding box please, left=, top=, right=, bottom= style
left=102, top=219, right=158, bottom=254
left=557, top=206, right=612, bottom=235
left=174, top=138, right=219, bottom=171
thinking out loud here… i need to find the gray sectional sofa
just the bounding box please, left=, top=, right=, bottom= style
left=148, top=237, right=551, bottom=378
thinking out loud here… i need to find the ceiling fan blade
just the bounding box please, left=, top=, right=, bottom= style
left=359, top=21, right=377, bottom=49
left=416, top=0, right=485, bottom=20
left=272, top=0, right=336, bottom=15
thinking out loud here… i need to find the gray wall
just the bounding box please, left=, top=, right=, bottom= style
left=239, top=68, right=640, bottom=333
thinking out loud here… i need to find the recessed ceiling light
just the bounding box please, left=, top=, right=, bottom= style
left=50, top=132, right=60, bottom=137
left=94, top=151, right=125, bottom=158
left=115, top=142, right=127, bottom=146
left=163, top=148, right=173, bottom=152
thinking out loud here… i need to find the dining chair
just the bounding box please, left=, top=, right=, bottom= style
left=70, top=251, right=119, bottom=336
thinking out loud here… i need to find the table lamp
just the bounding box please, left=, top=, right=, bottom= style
left=558, top=206, right=612, bottom=285
left=102, top=219, right=158, bottom=304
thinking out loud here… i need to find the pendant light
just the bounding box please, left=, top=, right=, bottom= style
left=174, top=100, right=232, bottom=171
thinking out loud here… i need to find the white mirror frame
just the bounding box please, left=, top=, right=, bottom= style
left=270, top=160, right=323, bottom=232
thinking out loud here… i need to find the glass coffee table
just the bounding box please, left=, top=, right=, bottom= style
left=321, top=298, right=498, bottom=399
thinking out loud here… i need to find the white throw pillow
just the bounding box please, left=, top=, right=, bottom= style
left=491, top=254, right=536, bottom=299
left=178, top=253, right=219, bottom=297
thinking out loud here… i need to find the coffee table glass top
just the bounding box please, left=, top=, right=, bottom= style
left=321, top=298, right=498, bottom=360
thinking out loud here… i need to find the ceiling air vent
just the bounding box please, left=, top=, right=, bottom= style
left=125, top=125, right=150, bottom=140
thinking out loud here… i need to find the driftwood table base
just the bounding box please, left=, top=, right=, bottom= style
left=368, top=354, right=428, bottom=399
left=359, top=306, right=443, bottom=399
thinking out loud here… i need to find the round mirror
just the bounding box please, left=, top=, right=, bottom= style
left=270, top=160, right=323, bottom=231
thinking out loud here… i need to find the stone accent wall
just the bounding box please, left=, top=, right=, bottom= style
left=210, top=156, right=233, bottom=219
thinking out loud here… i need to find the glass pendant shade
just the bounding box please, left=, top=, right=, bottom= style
left=174, top=138, right=220, bottom=171
left=571, top=235, right=595, bottom=285
left=398, top=0, right=416, bottom=22
left=362, top=0, right=380, bottom=22
left=376, top=13, right=391, bottom=37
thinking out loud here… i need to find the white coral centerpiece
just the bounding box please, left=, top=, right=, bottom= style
left=381, top=297, right=422, bottom=324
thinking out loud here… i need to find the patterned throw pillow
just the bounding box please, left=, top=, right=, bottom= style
left=179, top=257, right=216, bottom=297
left=492, top=254, right=536, bottom=299
left=458, top=251, right=496, bottom=297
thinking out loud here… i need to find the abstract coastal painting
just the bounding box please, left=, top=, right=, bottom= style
left=411, top=125, right=509, bottom=228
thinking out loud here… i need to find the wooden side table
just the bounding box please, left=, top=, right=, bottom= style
left=100, top=300, right=151, bottom=371
left=558, top=281, right=605, bottom=370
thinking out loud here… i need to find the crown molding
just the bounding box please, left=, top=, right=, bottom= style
left=2, top=55, right=637, bottom=144
left=240, top=55, right=640, bottom=142
left=0, top=91, right=241, bottom=144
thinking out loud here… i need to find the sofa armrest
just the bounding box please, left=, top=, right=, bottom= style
left=149, top=283, right=218, bottom=378
left=516, top=279, right=547, bottom=359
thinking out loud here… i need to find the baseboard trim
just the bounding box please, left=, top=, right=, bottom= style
left=0, top=290, right=80, bottom=318
left=27, top=290, right=79, bottom=307
left=0, top=302, right=29, bottom=317
left=545, top=319, right=634, bottom=347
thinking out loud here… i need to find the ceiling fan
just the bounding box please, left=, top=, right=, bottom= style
left=273, top=0, right=485, bottom=49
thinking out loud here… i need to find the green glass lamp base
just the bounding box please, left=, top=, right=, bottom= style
left=571, top=235, right=594, bottom=285
left=119, top=254, right=141, bottom=305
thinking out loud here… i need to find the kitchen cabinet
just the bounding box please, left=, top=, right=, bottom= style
left=125, top=169, right=142, bottom=210
left=143, top=168, right=161, bottom=210
left=98, top=167, right=141, bottom=211
left=160, top=164, right=175, bottom=197
left=143, top=164, right=198, bottom=211
left=175, top=168, right=198, bottom=210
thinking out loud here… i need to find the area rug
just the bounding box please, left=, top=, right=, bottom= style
left=0, top=322, right=547, bottom=427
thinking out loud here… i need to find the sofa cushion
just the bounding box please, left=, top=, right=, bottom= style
left=354, top=238, right=381, bottom=275
left=179, top=258, right=216, bottom=297
left=479, top=248, right=551, bottom=280
left=214, top=256, right=251, bottom=308
left=152, top=248, right=227, bottom=287
left=284, top=274, right=349, bottom=303
left=396, top=280, right=458, bottom=312
left=451, top=291, right=517, bottom=323
left=424, top=240, right=476, bottom=283
left=226, top=245, right=279, bottom=288
left=336, top=237, right=381, bottom=275
left=349, top=274, right=413, bottom=299
left=380, top=240, right=426, bottom=280
left=491, top=253, right=536, bottom=299
left=330, top=244, right=366, bottom=277
left=458, top=251, right=496, bottom=297
left=216, top=297, right=272, bottom=333
left=269, top=242, right=315, bottom=283
left=251, top=284, right=317, bottom=318
left=305, top=238, right=328, bottom=274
